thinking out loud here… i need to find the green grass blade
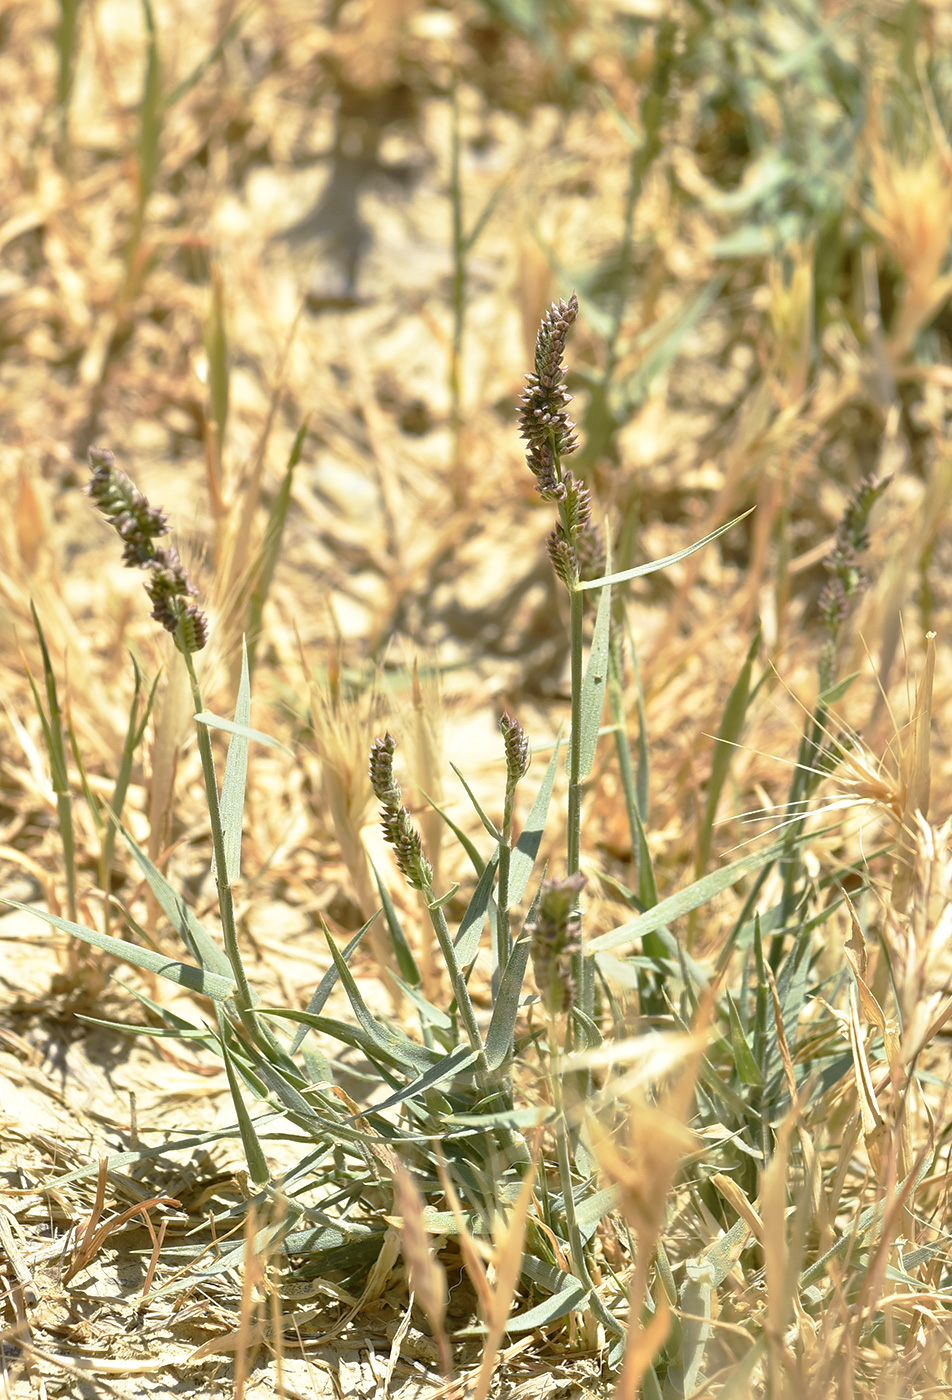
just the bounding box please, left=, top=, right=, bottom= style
left=505, top=1278, right=590, bottom=1332
left=75, top=1014, right=212, bottom=1041
left=449, top=761, right=502, bottom=842
left=102, top=659, right=157, bottom=921
left=461, top=170, right=510, bottom=256
left=137, top=0, right=163, bottom=213
left=388, top=977, right=452, bottom=1030
left=247, top=419, right=308, bottom=672
left=589, top=831, right=813, bottom=956
left=193, top=711, right=289, bottom=752
left=288, top=923, right=369, bottom=1056
left=115, top=979, right=219, bottom=1042
left=421, top=790, right=486, bottom=876
left=725, top=991, right=764, bottom=1087
left=205, top=262, right=229, bottom=461
left=111, top=812, right=234, bottom=980
left=165, top=7, right=249, bottom=107
left=27, top=602, right=76, bottom=920
left=484, top=931, right=533, bottom=1071
left=321, top=927, right=442, bottom=1075
left=697, top=623, right=760, bottom=876
left=54, top=0, right=83, bottom=119
left=361, top=1046, right=479, bottom=1118
left=27, top=608, right=68, bottom=788
left=509, top=728, right=562, bottom=906
left=607, top=632, right=656, bottom=908
left=215, top=1006, right=270, bottom=1184
left=577, top=510, right=754, bottom=591
left=213, top=638, right=251, bottom=885
left=627, top=616, right=650, bottom=822
left=66, top=713, right=103, bottom=834
left=264, top=1008, right=425, bottom=1082
left=371, top=861, right=419, bottom=988
left=577, top=573, right=612, bottom=782
left=620, top=272, right=728, bottom=415
left=454, top=849, right=499, bottom=966
left=0, top=899, right=234, bottom=1000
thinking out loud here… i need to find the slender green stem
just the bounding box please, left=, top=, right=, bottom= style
left=424, top=893, right=488, bottom=1078
left=181, top=645, right=256, bottom=1029
left=101, top=664, right=155, bottom=936
left=607, top=638, right=641, bottom=875
left=56, top=793, right=78, bottom=925
left=495, top=788, right=515, bottom=986
left=552, top=471, right=593, bottom=1031
left=549, top=1043, right=624, bottom=1338
left=566, top=583, right=584, bottom=881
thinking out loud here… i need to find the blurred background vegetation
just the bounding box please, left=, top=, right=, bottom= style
left=3, top=1, right=952, bottom=1396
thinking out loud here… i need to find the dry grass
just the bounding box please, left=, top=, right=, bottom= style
left=3, top=2, right=952, bottom=1398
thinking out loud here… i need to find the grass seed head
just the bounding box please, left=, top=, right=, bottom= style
left=369, top=731, right=433, bottom=892
left=518, top=293, right=580, bottom=500
left=86, top=448, right=208, bottom=654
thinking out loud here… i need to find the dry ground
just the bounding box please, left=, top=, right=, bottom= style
left=3, top=2, right=952, bottom=1397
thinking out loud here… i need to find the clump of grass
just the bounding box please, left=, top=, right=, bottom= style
left=7, top=278, right=946, bottom=1400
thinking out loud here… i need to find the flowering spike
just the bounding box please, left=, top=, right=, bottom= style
left=87, top=448, right=208, bottom=653
left=528, top=873, right=586, bottom=1017
left=499, top=712, right=531, bottom=793
left=369, top=733, right=433, bottom=892
left=518, top=293, right=580, bottom=501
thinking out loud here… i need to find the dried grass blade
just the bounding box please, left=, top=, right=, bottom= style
left=246, top=420, right=307, bottom=671
left=697, top=623, right=760, bottom=876
left=393, top=1162, right=452, bottom=1378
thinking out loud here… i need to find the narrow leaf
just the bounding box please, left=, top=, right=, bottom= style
left=725, top=992, right=764, bottom=1087
left=697, top=624, right=760, bottom=876
left=578, top=575, right=612, bottom=781
left=505, top=1278, right=589, bottom=1332
left=509, top=729, right=562, bottom=906
left=371, top=861, right=419, bottom=987
left=322, top=928, right=440, bottom=1075
left=449, top=762, right=502, bottom=842
left=247, top=419, right=308, bottom=671
left=363, top=1046, right=479, bottom=1118
left=220, top=1008, right=269, bottom=1184
left=0, top=900, right=234, bottom=1000
left=577, top=511, right=753, bottom=591
left=213, top=638, right=251, bottom=885
left=454, top=850, right=499, bottom=966
left=484, top=931, right=534, bottom=1071
left=289, top=923, right=370, bottom=1055
left=111, top=813, right=234, bottom=980
left=194, top=712, right=289, bottom=753
left=588, top=832, right=810, bottom=956
left=422, top=790, right=485, bottom=876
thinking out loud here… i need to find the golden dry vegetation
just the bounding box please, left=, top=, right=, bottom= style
left=3, top=2, right=952, bottom=1398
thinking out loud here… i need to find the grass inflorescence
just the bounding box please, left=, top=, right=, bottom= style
left=3, top=5, right=952, bottom=1399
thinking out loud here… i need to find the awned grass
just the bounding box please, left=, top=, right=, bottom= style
left=3, top=3, right=952, bottom=1399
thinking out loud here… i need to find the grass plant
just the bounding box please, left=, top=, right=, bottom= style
left=3, top=5, right=952, bottom=1399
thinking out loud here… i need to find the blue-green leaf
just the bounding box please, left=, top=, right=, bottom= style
left=213, top=638, right=251, bottom=885
left=509, top=730, right=562, bottom=906
left=577, top=511, right=753, bottom=591
left=194, top=712, right=290, bottom=753
left=0, top=900, right=234, bottom=1000
left=111, top=814, right=233, bottom=980
left=578, top=575, right=612, bottom=781
left=454, top=850, right=499, bottom=966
